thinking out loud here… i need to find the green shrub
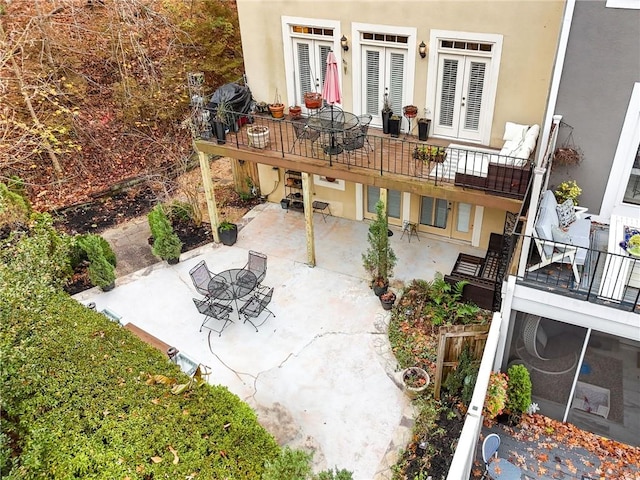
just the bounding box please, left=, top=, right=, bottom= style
left=483, top=371, right=509, bottom=420
left=148, top=204, right=182, bottom=261
left=169, top=200, right=193, bottom=222
left=0, top=289, right=279, bottom=478
left=316, top=467, right=354, bottom=480
left=0, top=181, right=31, bottom=230
left=77, top=234, right=116, bottom=289
left=505, top=364, right=532, bottom=414
left=262, top=447, right=313, bottom=480
left=442, top=345, right=480, bottom=404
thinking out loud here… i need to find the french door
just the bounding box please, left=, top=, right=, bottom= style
left=433, top=54, right=489, bottom=142
left=361, top=46, right=407, bottom=129
left=419, top=196, right=474, bottom=241
left=366, top=186, right=402, bottom=225
left=292, top=39, right=333, bottom=113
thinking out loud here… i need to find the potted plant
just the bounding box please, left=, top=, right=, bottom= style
left=413, top=145, right=447, bottom=163
left=255, top=101, right=269, bottom=114
left=403, top=105, right=418, bottom=118
left=362, top=199, right=397, bottom=296
left=148, top=205, right=183, bottom=264
left=304, top=92, right=323, bottom=109
left=213, top=98, right=230, bottom=144
left=388, top=114, right=401, bottom=138
left=268, top=90, right=285, bottom=119
left=554, top=180, right=582, bottom=205
left=247, top=125, right=270, bottom=149
left=401, top=366, right=430, bottom=399
left=218, top=220, right=238, bottom=246
left=288, top=104, right=302, bottom=119
left=379, top=290, right=396, bottom=310
left=502, top=364, right=532, bottom=425
left=554, top=146, right=583, bottom=167
left=417, top=117, right=430, bottom=141
left=381, top=93, right=393, bottom=134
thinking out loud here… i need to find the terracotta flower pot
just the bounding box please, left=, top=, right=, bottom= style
left=269, top=103, right=284, bottom=119
left=289, top=105, right=302, bottom=119
left=304, top=92, right=323, bottom=109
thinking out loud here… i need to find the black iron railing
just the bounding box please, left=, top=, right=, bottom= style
left=509, top=232, right=640, bottom=312
left=203, top=111, right=533, bottom=199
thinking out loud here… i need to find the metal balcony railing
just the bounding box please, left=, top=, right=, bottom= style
left=509, top=232, right=640, bottom=312
left=202, top=111, right=533, bottom=199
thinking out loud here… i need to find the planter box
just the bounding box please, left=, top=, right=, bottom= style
left=218, top=224, right=238, bottom=246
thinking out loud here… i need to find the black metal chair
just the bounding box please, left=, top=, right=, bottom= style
left=192, top=298, right=233, bottom=336
left=357, top=113, right=373, bottom=152
left=289, top=118, right=320, bottom=156
left=244, top=250, right=267, bottom=290
left=342, top=131, right=367, bottom=168
left=189, top=260, right=214, bottom=298
left=238, top=287, right=275, bottom=332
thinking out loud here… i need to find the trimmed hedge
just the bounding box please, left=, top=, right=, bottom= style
left=0, top=218, right=279, bottom=478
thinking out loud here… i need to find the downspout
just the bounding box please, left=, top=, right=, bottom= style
left=518, top=0, right=576, bottom=279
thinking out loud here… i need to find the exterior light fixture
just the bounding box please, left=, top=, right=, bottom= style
left=340, top=35, right=349, bottom=52
left=419, top=41, right=427, bottom=58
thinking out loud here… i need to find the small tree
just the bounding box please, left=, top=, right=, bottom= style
left=148, top=205, right=183, bottom=262
left=78, top=234, right=116, bottom=290
left=362, top=200, right=397, bottom=287
left=505, top=364, right=532, bottom=415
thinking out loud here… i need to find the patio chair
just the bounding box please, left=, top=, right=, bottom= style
left=192, top=298, right=233, bottom=336
left=238, top=287, right=275, bottom=332
left=189, top=260, right=214, bottom=298
left=482, top=433, right=522, bottom=479
left=357, top=113, right=373, bottom=152
left=244, top=250, right=267, bottom=289
left=289, top=117, right=320, bottom=156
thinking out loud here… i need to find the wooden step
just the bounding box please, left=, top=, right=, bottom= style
left=123, top=323, right=171, bottom=355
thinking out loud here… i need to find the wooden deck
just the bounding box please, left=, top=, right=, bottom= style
left=195, top=113, right=528, bottom=212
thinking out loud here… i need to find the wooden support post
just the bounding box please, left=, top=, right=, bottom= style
left=197, top=151, right=220, bottom=243
left=302, top=172, right=316, bottom=267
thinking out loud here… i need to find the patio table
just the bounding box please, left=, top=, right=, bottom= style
left=306, top=108, right=359, bottom=156
left=208, top=269, right=257, bottom=307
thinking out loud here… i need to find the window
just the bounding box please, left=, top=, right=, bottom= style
left=419, top=196, right=448, bottom=229
left=367, top=187, right=401, bottom=218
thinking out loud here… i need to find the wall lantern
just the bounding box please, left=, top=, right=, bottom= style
left=419, top=41, right=427, bottom=58
left=340, top=35, right=349, bottom=52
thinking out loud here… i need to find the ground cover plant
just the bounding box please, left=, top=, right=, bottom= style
left=0, top=215, right=279, bottom=478
left=388, top=277, right=491, bottom=479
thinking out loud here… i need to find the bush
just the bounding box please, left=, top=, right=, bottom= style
left=262, top=447, right=313, bottom=480
left=0, top=288, right=279, bottom=478
left=483, top=371, right=509, bottom=420
left=442, top=345, right=480, bottom=404
left=77, top=234, right=116, bottom=289
left=316, top=467, right=354, bottom=480
left=506, top=364, right=532, bottom=415
left=148, top=204, right=183, bottom=261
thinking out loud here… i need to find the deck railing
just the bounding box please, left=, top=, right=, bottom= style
left=203, top=111, right=533, bottom=199
left=509, top=232, right=640, bottom=312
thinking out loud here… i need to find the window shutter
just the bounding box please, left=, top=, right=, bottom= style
left=439, top=59, right=458, bottom=128
left=365, top=50, right=380, bottom=116
left=296, top=42, right=312, bottom=104
left=388, top=52, right=405, bottom=113
left=463, top=61, right=486, bottom=131
left=318, top=45, right=331, bottom=88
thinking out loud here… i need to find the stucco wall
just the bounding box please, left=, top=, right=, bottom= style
left=552, top=0, right=640, bottom=213
left=237, top=0, right=564, bottom=147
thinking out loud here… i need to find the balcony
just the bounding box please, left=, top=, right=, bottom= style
left=195, top=112, right=533, bottom=202
left=512, top=230, right=640, bottom=312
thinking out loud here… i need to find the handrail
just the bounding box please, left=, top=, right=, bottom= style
left=202, top=110, right=534, bottom=200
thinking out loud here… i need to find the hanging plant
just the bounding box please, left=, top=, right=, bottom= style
left=554, top=146, right=583, bottom=166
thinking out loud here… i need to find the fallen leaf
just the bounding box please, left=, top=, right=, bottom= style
left=151, top=456, right=162, bottom=463
left=169, top=446, right=179, bottom=465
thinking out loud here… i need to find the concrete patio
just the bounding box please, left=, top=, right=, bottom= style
left=73, top=202, right=486, bottom=479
